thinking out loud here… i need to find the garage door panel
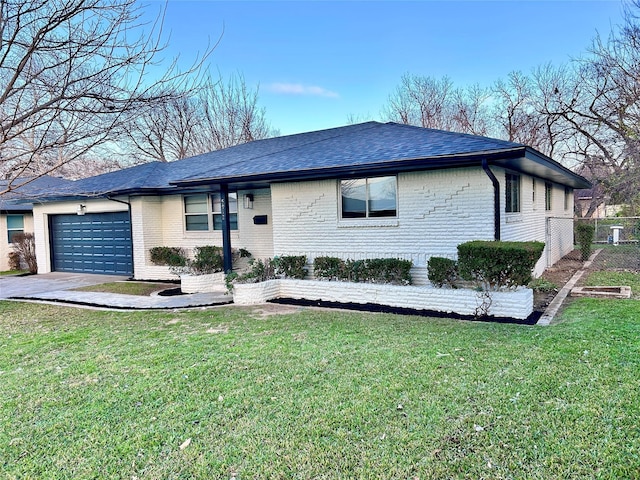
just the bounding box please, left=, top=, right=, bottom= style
left=50, top=212, right=132, bottom=275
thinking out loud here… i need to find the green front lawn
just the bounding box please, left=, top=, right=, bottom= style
left=583, top=270, right=640, bottom=299
left=1, top=297, right=639, bottom=479
left=0, top=269, right=28, bottom=276
left=72, top=281, right=175, bottom=296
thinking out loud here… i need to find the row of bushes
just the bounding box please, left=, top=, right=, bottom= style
left=227, top=255, right=413, bottom=287
left=313, top=256, right=413, bottom=285
left=149, top=245, right=223, bottom=274
left=152, top=240, right=544, bottom=291
left=427, top=240, right=545, bottom=290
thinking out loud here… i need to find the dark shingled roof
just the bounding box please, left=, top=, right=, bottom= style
left=36, top=122, right=591, bottom=200
left=0, top=176, right=75, bottom=212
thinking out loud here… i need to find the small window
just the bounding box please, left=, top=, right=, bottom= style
left=340, top=176, right=397, bottom=219
left=184, top=195, right=209, bottom=231
left=212, top=192, right=238, bottom=230
left=505, top=173, right=521, bottom=213
left=564, top=186, right=571, bottom=211
left=7, top=214, right=25, bottom=243
left=532, top=178, right=536, bottom=205
left=545, top=182, right=552, bottom=211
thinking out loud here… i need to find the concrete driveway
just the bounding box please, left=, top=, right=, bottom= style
left=0, top=272, right=127, bottom=299
left=0, top=272, right=232, bottom=309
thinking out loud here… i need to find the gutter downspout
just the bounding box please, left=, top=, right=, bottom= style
left=107, top=195, right=135, bottom=279
left=481, top=159, right=501, bottom=241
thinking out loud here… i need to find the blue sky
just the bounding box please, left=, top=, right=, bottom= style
left=146, top=0, right=626, bottom=135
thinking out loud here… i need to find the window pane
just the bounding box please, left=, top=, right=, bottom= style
left=506, top=174, right=520, bottom=213
left=7, top=215, right=24, bottom=229
left=368, top=176, right=397, bottom=217
left=184, top=195, right=208, bottom=214
left=212, top=192, right=237, bottom=214
left=341, top=179, right=366, bottom=218
left=229, top=192, right=238, bottom=213
left=213, top=213, right=238, bottom=230
left=545, top=183, right=552, bottom=211
left=8, top=230, right=22, bottom=243
left=185, top=214, right=209, bottom=231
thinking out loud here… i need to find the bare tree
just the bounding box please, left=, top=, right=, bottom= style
left=451, top=84, right=492, bottom=136
left=383, top=73, right=493, bottom=135
left=383, top=73, right=456, bottom=130
left=0, top=0, right=212, bottom=194
left=492, top=71, right=552, bottom=151
left=124, top=73, right=277, bottom=162
left=197, top=73, right=276, bottom=152
left=548, top=1, right=640, bottom=215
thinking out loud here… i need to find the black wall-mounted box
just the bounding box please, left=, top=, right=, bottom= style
left=253, top=215, right=268, bottom=225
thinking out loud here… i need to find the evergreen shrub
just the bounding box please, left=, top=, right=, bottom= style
left=457, top=240, right=545, bottom=290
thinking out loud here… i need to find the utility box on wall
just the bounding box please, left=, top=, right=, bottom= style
left=253, top=215, right=268, bottom=225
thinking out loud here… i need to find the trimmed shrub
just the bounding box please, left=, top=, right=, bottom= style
left=362, top=258, right=412, bottom=285
left=313, top=256, right=412, bottom=285
left=313, top=256, right=346, bottom=281
left=149, top=246, right=187, bottom=267
left=427, top=257, right=458, bottom=287
left=457, top=240, right=545, bottom=290
left=274, top=255, right=307, bottom=279
left=575, top=222, right=595, bottom=261
left=189, top=246, right=224, bottom=274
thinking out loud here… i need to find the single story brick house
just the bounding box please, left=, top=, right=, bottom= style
left=0, top=176, right=73, bottom=271
left=30, top=122, right=590, bottom=283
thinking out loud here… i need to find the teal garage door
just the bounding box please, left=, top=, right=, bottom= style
left=50, top=212, right=133, bottom=275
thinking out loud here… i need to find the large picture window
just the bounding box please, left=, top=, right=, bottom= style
left=505, top=173, right=521, bottom=213
left=184, top=193, right=238, bottom=231
left=340, top=176, right=397, bottom=219
left=7, top=214, right=24, bottom=243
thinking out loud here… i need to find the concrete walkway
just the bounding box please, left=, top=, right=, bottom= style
left=537, top=249, right=602, bottom=326
left=0, top=272, right=231, bottom=310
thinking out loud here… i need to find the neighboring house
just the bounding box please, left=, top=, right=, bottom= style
left=575, top=186, right=608, bottom=218
left=0, top=176, right=74, bottom=271
left=31, top=122, right=590, bottom=282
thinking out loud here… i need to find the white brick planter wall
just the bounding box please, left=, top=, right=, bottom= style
left=233, top=279, right=533, bottom=319
left=231, top=280, right=280, bottom=305
left=180, top=272, right=226, bottom=293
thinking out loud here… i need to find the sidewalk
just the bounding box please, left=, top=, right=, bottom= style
left=1, top=272, right=231, bottom=310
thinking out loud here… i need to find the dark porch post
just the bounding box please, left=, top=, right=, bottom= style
left=219, top=183, right=233, bottom=273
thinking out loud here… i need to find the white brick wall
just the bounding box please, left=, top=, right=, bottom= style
left=133, top=189, right=274, bottom=280
left=233, top=279, right=534, bottom=320
left=498, top=169, right=574, bottom=277
left=31, top=167, right=574, bottom=284
left=271, top=168, right=495, bottom=285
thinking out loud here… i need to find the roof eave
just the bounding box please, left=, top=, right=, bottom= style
left=493, top=147, right=592, bottom=189
left=170, top=148, right=528, bottom=188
